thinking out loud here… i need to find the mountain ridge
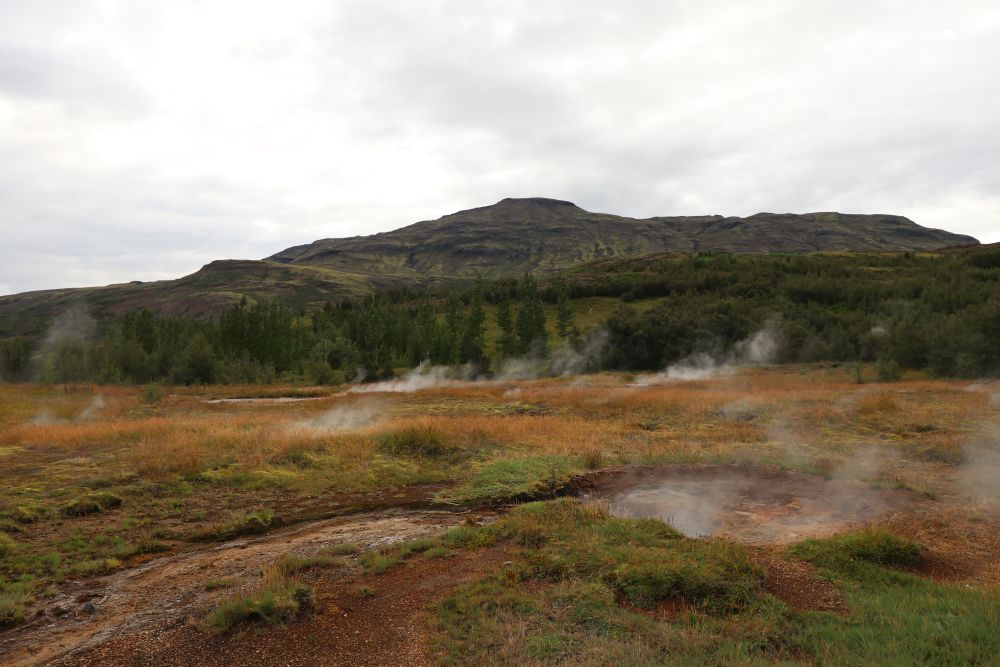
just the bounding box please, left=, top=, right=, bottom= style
left=0, top=198, right=979, bottom=338
left=265, top=197, right=977, bottom=279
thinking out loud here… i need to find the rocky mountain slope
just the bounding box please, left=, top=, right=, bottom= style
left=0, top=198, right=978, bottom=337
left=267, top=197, right=978, bottom=278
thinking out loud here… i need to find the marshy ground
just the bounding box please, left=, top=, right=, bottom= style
left=1, top=366, right=999, bottom=665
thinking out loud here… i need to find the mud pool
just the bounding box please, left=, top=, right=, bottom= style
left=581, top=464, right=919, bottom=544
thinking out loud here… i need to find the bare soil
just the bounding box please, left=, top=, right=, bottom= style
left=59, top=545, right=517, bottom=667
left=2, top=507, right=489, bottom=667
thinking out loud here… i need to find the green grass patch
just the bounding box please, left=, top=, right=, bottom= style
left=208, top=568, right=314, bottom=632
left=787, top=528, right=923, bottom=579
left=0, top=533, right=17, bottom=558
left=432, top=502, right=1000, bottom=665
left=359, top=551, right=396, bottom=575
left=397, top=537, right=439, bottom=558
left=72, top=557, right=121, bottom=576
left=191, top=509, right=275, bottom=542
left=277, top=554, right=348, bottom=574
left=5, top=505, right=42, bottom=524
left=204, top=577, right=238, bottom=591
left=0, top=576, right=33, bottom=627
left=58, top=492, right=123, bottom=518
left=436, top=455, right=582, bottom=505
left=783, top=530, right=999, bottom=665
left=424, top=546, right=453, bottom=559
left=493, top=500, right=761, bottom=613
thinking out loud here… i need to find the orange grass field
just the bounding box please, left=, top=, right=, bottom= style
left=2, top=366, right=1000, bottom=629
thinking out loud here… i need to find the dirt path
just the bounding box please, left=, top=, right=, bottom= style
left=2, top=508, right=486, bottom=667
left=63, top=544, right=515, bottom=667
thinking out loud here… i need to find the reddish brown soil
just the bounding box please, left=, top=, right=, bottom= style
left=751, top=549, right=846, bottom=613
left=63, top=545, right=515, bottom=667
left=2, top=508, right=484, bottom=667
left=884, top=498, right=1000, bottom=585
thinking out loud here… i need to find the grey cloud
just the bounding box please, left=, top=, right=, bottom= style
left=1, top=0, right=998, bottom=296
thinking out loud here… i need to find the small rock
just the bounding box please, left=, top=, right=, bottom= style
left=502, top=561, right=513, bottom=567
left=82, top=602, right=96, bottom=614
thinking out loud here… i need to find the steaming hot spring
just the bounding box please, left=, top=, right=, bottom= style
left=580, top=464, right=918, bottom=545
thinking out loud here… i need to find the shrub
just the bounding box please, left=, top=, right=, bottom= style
left=209, top=564, right=314, bottom=632
left=876, top=359, right=902, bottom=382
left=141, top=384, right=165, bottom=404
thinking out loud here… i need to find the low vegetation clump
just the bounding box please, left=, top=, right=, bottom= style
left=7, top=505, right=41, bottom=524
left=0, top=534, right=17, bottom=559
left=358, top=551, right=395, bottom=575
left=193, top=509, right=275, bottom=542
left=140, top=384, right=164, bottom=404
left=209, top=563, right=314, bottom=632
left=72, top=557, right=122, bottom=577
left=787, top=528, right=923, bottom=577
left=204, top=577, right=238, bottom=591
left=0, top=576, right=32, bottom=627
left=277, top=554, right=348, bottom=574
left=436, top=456, right=582, bottom=505
left=59, top=493, right=123, bottom=518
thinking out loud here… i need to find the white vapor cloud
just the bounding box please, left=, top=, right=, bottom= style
left=1, top=0, right=999, bottom=295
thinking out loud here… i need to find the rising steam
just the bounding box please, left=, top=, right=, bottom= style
left=635, top=320, right=781, bottom=384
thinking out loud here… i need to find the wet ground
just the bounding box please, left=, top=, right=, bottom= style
left=1, top=507, right=490, bottom=667
left=581, top=464, right=923, bottom=544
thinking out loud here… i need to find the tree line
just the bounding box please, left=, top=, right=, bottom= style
left=0, top=275, right=565, bottom=384
left=1, top=249, right=998, bottom=384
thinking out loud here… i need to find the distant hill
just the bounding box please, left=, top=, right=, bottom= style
left=268, top=197, right=977, bottom=278
left=0, top=197, right=979, bottom=337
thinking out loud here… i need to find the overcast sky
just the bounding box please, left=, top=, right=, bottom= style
left=1, top=1, right=998, bottom=295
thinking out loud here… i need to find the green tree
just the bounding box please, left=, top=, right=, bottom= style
left=554, top=276, right=578, bottom=342
left=461, top=281, right=488, bottom=367
left=515, top=274, right=548, bottom=355
left=495, top=299, right=516, bottom=360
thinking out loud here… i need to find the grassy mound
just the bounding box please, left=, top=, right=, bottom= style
left=59, top=493, right=123, bottom=518
left=496, top=500, right=761, bottom=612
left=787, top=528, right=923, bottom=578
left=436, top=456, right=581, bottom=505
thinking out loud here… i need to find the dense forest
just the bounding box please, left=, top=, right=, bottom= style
left=1, top=250, right=998, bottom=384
